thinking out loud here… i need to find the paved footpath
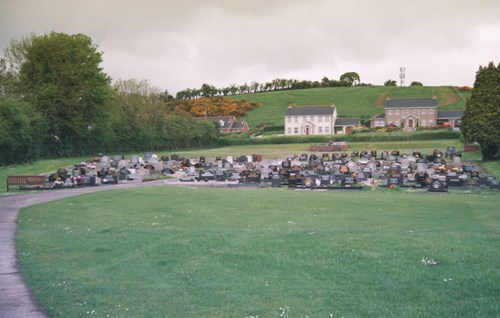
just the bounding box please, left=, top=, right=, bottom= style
left=0, top=181, right=167, bottom=318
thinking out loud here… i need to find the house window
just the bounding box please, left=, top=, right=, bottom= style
left=388, top=110, right=393, bottom=115
left=325, top=127, right=330, bottom=134
left=287, top=117, right=291, bottom=123
left=294, top=127, right=298, bottom=134
left=293, top=116, right=298, bottom=123
left=422, top=120, right=427, bottom=126
left=421, top=110, right=427, bottom=115
left=310, top=116, right=314, bottom=121
left=318, top=116, right=323, bottom=122
left=302, top=116, right=306, bottom=122
left=318, top=127, right=323, bottom=134
left=287, top=127, right=292, bottom=134
left=395, top=121, right=400, bottom=126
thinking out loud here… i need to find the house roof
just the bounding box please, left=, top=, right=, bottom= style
left=384, top=97, right=438, bottom=108
left=231, top=121, right=247, bottom=130
left=284, top=105, right=336, bottom=116
left=437, top=110, right=464, bottom=119
left=335, top=118, right=360, bottom=126
left=371, top=113, right=385, bottom=119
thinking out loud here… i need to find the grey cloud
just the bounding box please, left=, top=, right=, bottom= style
left=1, top=0, right=499, bottom=93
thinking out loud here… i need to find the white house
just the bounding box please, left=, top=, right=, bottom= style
left=284, top=103, right=359, bottom=135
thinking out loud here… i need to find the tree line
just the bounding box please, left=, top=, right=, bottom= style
left=0, top=32, right=224, bottom=165
left=175, top=73, right=363, bottom=100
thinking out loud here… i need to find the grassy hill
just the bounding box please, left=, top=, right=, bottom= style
left=232, top=86, right=469, bottom=128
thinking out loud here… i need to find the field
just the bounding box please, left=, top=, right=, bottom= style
left=17, top=187, right=500, bottom=317
left=232, top=86, right=468, bottom=127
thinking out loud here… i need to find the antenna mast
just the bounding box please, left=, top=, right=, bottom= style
left=399, top=67, right=406, bottom=87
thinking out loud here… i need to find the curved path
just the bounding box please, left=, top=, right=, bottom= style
left=0, top=180, right=168, bottom=318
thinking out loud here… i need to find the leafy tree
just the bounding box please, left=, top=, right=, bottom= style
left=410, top=81, right=423, bottom=86
left=384, top=79, right=397, bottom=86
left=340, top=72, right=360, bottom=86
left=200, top=83, right=217, bottom=97
left=461, top=62, right=500, bottom=160
left=0, top=96, right=42, bottom=165
left=13, top=32, right=113, bottom=156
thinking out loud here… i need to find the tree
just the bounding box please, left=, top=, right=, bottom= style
left=384, top=79, right=397, bottom=86
left=410, top=81, right=423, bottom=86
left=340, top=72, right=360, bottom=86
left=0, top=96, right=43, bottom=165
left=200, top=83, right=217, bottom=97
left=13, top=32, right=113, bottom=156
left=461, top=62, right=500, bottom=160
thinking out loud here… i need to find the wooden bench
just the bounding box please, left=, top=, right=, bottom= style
left=6, top=175, right=47, bottom=191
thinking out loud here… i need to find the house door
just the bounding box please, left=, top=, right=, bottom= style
left=305, top=126, right=310, bottom=135
left=408, top=119, right=414, bottom=127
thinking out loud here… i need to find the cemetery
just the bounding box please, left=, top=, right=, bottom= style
left=11, top=145, right=498, bottom=193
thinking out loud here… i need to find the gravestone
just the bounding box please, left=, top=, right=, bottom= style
left=429, top=179, right=447, bottom=193
left=387, top=175, right=404, bottom=187
left=446, top=172, right=464, bottom=187
left=388, top=164, right=401, bottom=177
left=445, top=146, right=456, bottom=158
left=361, top=167, right=372, bottom=178
left=415, top=171, right=429, bottom=187
left=489, top=180, right=500, bottom=190
left=215, top=170, right=226, bottom=181
left=271, top=172, right=282, bottom=187
left=320, top=174, right=332, bottom=186
left=341, top=176, right=356, bottom=187
left=282, top=161, right=291, bottom=169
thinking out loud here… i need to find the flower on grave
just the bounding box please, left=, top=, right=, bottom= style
left=421, top=257, right=438, bottom=265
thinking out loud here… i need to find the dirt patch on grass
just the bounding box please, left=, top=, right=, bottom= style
left=440, top=88, right=461, bottom=106
left=374, top=92, right=389, bottom=107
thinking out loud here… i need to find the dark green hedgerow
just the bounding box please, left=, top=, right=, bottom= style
left=217, top=130, right=460, bottom=146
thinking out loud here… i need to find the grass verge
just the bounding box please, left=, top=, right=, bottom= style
left=17, top=187, right=500, bottom=317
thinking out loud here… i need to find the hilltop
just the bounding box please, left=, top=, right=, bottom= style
left=232, top=86, right=470, bottom=128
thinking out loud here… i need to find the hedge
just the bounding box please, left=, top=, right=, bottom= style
left=217, top=130, right=460, bottom=146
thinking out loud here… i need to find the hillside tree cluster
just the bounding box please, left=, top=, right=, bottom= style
left=0, top=32, right=256, bottom=165
left=175, top=73, right=363, bottom=100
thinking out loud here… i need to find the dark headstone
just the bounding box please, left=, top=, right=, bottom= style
left=489, top=180, right=500, bottom=190
left=341, top=176, right=356, bottom=187
left=387, top=175, right=403, bottom=187
left=215, top=170, right=226, bottom=181
left=446, top=172, right=464, bottom=187
left=429, top=179, right=447, bottom=193
left=445, top=146, right=456, bottom=158
left=271, top=173, right=282, bottom=187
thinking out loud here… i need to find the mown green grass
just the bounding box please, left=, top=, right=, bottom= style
left=17, top=187, right=499, bottom=318
left=232, top=86, right=465, bottom=127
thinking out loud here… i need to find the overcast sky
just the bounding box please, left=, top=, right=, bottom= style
left=1, top=0, right=499, bottom=94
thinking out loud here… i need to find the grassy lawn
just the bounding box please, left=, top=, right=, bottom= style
left=232, top=86, right=465, bottom=127
left=17, top=187, right=500, bottom=318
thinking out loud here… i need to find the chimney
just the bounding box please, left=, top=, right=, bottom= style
left=288, top=103, right=293, bottom=108
left=330, top=102, right=336, bottom=108
left=385, top=96, right=391, bottom=100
